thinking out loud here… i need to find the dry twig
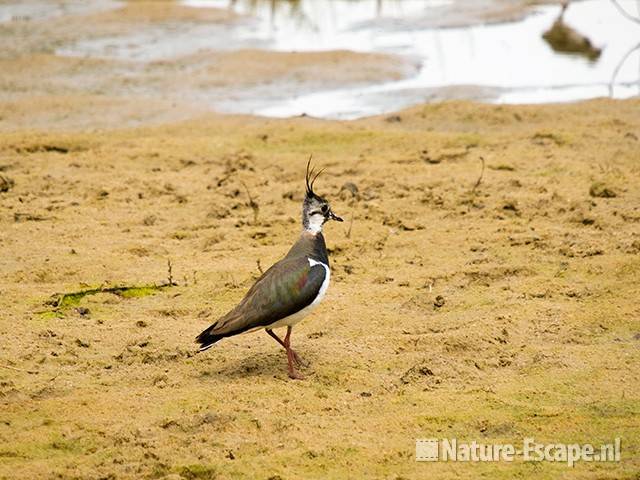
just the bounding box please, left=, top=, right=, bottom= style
left=346, top=211, right=355, bottom=239
left=167, top=259, right=174, bottom=286
left=241, top=181, right=260, bottom=223
left=472, top=156, right=486, bottom=192
left=610, top=0, right=640, bottom=24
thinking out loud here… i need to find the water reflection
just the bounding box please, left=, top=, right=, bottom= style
left=228, top=0, right=307, bottom=28
left=223, top=0, right=436, bottom=21
left=186, top=0, right=638, bottom=117
left=542, top=3, right=602, bottom=61
left=56, top=0, right=640, bottom=118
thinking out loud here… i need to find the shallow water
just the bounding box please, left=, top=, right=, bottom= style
left=185, top=0, right=640, bottom=118
left=48, top=0, right=640, bottom=118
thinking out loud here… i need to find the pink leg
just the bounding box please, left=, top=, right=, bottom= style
left=266, top=329, right=307, bottom=367
left=284, top=326, right=304, bottom=380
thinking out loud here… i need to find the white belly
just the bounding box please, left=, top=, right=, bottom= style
left=262, top=258, right=330, bottom=330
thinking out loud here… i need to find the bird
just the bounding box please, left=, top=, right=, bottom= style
left=196, top=159, right=343, bottom=379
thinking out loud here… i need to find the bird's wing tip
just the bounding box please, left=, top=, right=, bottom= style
left=197, top=343, right=214, bottom=353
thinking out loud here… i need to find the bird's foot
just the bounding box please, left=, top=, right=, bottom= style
left=288, top=368, right=305, bottom=380
left=291, top=350, right=309, bottom=368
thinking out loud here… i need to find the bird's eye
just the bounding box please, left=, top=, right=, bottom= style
left=321, top=205, right=329, bottom=213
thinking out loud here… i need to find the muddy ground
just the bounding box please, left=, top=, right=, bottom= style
left=1, top=98, right=639, bottom=479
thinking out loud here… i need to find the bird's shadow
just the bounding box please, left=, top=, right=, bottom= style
left=197, top=348, right=315, bottom=381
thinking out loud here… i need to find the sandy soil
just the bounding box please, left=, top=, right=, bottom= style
left=1, top=97, right=639, bottom=479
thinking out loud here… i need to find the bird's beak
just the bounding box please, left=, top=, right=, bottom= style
left=329, top=211, right=343, bottom=222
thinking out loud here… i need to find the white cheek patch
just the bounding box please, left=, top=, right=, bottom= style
left=306, top=213, right=325, bottom=233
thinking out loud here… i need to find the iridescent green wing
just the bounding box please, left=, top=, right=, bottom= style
left=213, top=256, right=326, bottom=335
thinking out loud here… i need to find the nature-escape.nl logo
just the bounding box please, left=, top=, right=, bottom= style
left=416, top=438, right=621, bottom=467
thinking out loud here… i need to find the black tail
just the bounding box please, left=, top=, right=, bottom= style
left=195, top=325, right=224, bottom=352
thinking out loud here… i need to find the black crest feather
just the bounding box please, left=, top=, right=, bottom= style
left=305, top=155, right=323, bottom=197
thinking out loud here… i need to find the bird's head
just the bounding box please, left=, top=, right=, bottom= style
left=302, top=158, right=343, bottom=234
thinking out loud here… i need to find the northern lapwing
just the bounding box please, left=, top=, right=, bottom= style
left=196, top=160, right=342, bottom=379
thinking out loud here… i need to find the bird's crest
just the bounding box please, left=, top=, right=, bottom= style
left=305, top=155, right=324, bottom=198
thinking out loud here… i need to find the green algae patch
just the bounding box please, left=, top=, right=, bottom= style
left=175, top=464, right=219, bottom=479
left=38, top=310, right=65, bottom=320
left=117, top=285, right=167, bottom=299
left=43, top=282, right=176, bottom=314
